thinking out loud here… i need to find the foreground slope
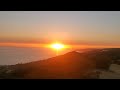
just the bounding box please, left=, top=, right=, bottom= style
left=11, top=51, right=96, bottom=79
left=1, top=48, right=120, bottom=79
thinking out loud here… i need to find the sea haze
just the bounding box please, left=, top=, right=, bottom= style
left=0, top=46, right=57, bottom=65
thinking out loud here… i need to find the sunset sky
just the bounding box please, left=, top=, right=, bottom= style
left=0, top=11, right=120, bottom=48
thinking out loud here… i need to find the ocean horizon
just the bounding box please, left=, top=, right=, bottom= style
left=0, top=46, right=57, bottom=65
left=0, top=46, right=73, bottom=65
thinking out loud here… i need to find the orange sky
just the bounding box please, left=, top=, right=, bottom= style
left=0, top=42, right=120, bottom=49
left=0, top=11, right=120, bottom=49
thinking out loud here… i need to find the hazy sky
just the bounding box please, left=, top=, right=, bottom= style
left=0, top=11, right=120, bottom=47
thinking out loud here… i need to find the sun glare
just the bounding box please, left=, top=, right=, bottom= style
left=51, top=43, right=65, bottom=50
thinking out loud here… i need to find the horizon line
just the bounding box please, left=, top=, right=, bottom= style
left=0, top=42, right=120, bottom=48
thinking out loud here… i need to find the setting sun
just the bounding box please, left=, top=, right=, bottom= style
left=51, top=43, right=65, bottom=50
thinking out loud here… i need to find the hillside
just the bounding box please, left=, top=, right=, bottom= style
left=0, top=48, right=120, bottom=79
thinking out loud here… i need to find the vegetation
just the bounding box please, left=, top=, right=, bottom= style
left=0, top=48, right=120, bottom=79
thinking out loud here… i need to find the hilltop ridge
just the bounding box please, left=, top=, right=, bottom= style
left=0, top=48, right=120, bottom=79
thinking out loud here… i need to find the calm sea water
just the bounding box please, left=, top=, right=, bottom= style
left=0, top=46, right=57, bottom=65
left=0, top=46, right=72, bottom=65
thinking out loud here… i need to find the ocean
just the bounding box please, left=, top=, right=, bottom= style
left=0, top=46, right=72, bottom=65
left=0, top=46, right=57, bottom=65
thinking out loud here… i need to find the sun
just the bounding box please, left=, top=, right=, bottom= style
left=51, top=43, right=65, bottom=50
left=44, top=42, right=70, bottom=55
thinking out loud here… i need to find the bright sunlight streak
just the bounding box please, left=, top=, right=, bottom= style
left=51, top=43, right=65, bottom=50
